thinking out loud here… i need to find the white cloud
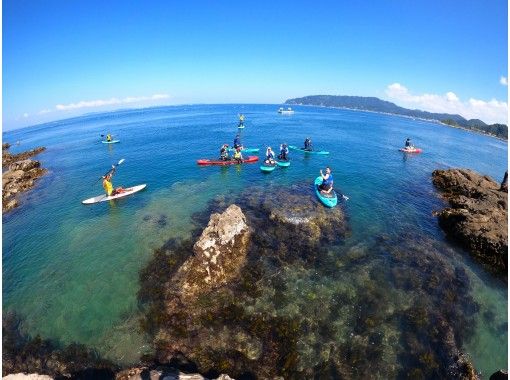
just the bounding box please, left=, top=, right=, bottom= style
left=55, top=93, right=170, bottom=111
left=500, top=76, right=508, bottom=86
left=385, top=83, right=508, bottom=124
left=23, top=113, right=29, bottom=118
left=38, top=109, right=52, bottom=115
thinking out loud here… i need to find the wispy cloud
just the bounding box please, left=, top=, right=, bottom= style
left=385, top=83, right=507, bottom=124
left=38, top=109, right=52, bottom=115
left=23, top=113, right=29, bottom=118
left=500, top=76, right=508, bottom=86
left=54, top=94, right=170, bottom=111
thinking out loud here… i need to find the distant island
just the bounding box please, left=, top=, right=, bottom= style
left=285, top=95, right=508, bottom=140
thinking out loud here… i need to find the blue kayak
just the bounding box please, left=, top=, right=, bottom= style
left=102, top=140, right=120, bottom=144
left=260, top=162, right=277, bottom=172
left=276, top=160, right=290, bottom=167
left=314, top=176, right=337, bottom=207
left=289, top=145, right=329, bottom=155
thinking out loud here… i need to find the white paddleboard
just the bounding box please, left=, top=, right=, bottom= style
left=102, top=140, right=120, bottom=144
left=82, top=184, right=146, bottom=204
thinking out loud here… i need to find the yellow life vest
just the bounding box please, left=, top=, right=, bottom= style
left=234, top=151, right=242, bottom=159
left=103, top=179, right=113, bottom=196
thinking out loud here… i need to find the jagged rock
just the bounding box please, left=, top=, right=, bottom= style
left=173, top=204, right=250, bottom=299
left=490, top=370, right=508, bottom=380
left=432, top=169, right=508, bottom=276
left=2, top=144, right=47, bottom=214
left=500, top=171, right=508, bottom=192
left=2, top=146, right=45, bottom=167
left=8, top=159, right=40, bottom=172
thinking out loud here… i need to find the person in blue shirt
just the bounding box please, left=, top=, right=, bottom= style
left=318, top=167, right=334, bottom=194
left=278, top=143, right=289, bottom=160
left=233, top=134, right=242, bottom=149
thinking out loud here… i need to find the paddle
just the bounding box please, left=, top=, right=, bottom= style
left=93, top=158, right=125, bottom=186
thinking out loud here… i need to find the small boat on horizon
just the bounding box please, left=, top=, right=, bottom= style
left=278, top=107, right=294, bottom=114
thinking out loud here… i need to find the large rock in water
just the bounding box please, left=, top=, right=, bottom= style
left=172, top=204, right=250, bottom=299
left=432, top=168, right=508, bottom=275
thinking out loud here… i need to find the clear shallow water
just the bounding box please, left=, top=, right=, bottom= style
left=3, top=104, right=507, bottom=375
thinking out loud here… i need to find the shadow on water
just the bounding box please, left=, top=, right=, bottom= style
left=137, top=184, right=480, bottom=379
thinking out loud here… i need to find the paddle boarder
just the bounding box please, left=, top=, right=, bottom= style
left=265, top=147, right=275, bottom=164
left=102, top=169, right=125, bottom=196
left=304, top=137, right=313, bottom=151
left=106, top=133, right=112, bottom=142
left=233, top=147, right=243, bottom=163
left=405, top=138, right=413, bottom=148
left=234, top=134, right=242, bottom=149
left=238, top=114, right=245, bottom=128
left=219, top=144, right=230, bottom=161
left=278, top=143, right=289, bottom=160
left=318, top=167, right=334, bottom=194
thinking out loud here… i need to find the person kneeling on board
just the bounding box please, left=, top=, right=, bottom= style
left=219, top=144, right=230, bottom=161
left=233, top=148, right=243, bottom=163
left=304, top=137, right=313, bottom=151
left=278, top=143, right=289, bottom=160
left=265, top=147, right=276, bottom=164
left=318, top=167, right=334, bottom=195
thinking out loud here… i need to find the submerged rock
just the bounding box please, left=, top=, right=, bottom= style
left=432, top=168, right=508, bottom=276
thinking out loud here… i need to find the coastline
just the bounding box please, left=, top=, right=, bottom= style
left=285, top=103, right=508, bottom=142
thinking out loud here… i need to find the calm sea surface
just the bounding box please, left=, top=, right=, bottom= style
left=3, top=104, right=507, bottom=375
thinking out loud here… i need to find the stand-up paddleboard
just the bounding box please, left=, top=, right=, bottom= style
left=227, top=147, right=260, bottom=153
left=197, top=156, right=259, bottom=166
left=399, top=147, right=422, bottom=153
left=102, top=140, right=120, bottom=144
left=289, top=145, right=329, bottom=155
left=260, top=162, right=277, bottom=172
left=314, top=177, right=337, bottom=208
left=82, top=184, right=146, bottom=204
left=276, top=160, right=290, bottom=167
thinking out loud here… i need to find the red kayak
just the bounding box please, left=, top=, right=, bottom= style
left=399, top=147, right=422, bottom=153
left=197, top=156, right=259, bottom=166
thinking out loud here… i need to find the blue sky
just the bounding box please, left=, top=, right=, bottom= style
left=3, top=0, right=508, bottom=129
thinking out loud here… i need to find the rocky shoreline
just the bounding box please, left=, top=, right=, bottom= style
left=3, top=175, right=507, bottom=379
left=432, top=168, right=508, bottom=277
left=2, top=143, right=47, bottom=213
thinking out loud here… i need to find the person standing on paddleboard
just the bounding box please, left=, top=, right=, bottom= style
left=106, top=133, right=112, bottom=142
left=238, top=114, right=245, bottom=128
left=405, top=138, right=413, bottom=148
left=233, top=134, right=242, bottom=150
left=318, top=167, right=334, bottom=195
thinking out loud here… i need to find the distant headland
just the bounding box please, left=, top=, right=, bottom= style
left=285, top=95, right=508, bottom=140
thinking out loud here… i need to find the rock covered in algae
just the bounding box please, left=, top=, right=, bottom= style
left=432, top=168, right=508, bottom=275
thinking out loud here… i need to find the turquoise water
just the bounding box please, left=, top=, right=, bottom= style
left=3, top=104, right=507, bottom=375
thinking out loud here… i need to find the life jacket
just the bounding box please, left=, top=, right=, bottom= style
left=103, top=179, right=113, bottom=196
left=106, top=134, right=112, bottom=142
left=234, top=151, right=242, bottom=159
left=322, top=173, right=334, bottom=187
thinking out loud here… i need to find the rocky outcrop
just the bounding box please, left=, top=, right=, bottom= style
left=2, top=146, right=45, bottom=167
left=432, top=169, right=508, bottom=275
left=173, top=204, right=250, bottom=299
left=2, top=144, right=47, bottom=213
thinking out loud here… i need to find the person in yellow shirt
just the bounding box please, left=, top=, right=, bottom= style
left=238, top=114, right=245, bottom=128
left=102, top=172, right=125, bottom=196
left=106, top=133, right=112, bottom=142
left=233, top=147, right=243, bottom=163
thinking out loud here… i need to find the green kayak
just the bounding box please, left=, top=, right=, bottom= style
left=289, top=145, right=329, bottom=155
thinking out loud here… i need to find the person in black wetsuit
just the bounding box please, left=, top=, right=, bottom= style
left=304, top=137, right=313, bottom=151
